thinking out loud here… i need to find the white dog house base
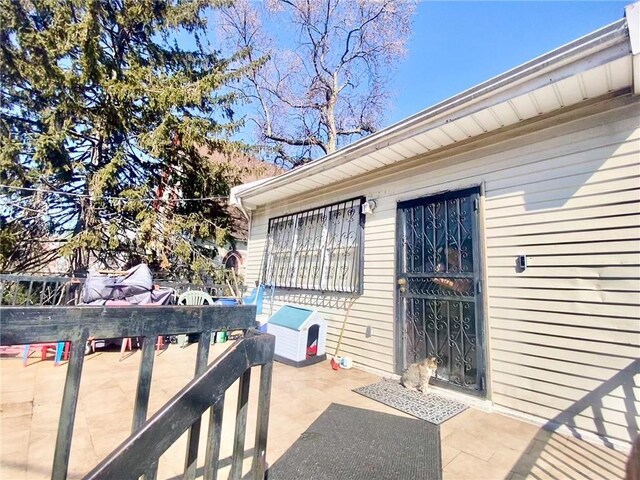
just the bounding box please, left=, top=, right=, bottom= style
left=266, top=305, right=327, bottom=367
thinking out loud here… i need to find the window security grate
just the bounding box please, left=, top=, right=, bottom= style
left=263, top=197, right=364, bottom=293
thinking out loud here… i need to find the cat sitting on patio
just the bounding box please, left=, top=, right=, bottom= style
left=401, top=357, right=438, bottom=393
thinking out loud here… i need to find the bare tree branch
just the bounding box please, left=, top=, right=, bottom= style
left=219, top=0, right=416, bottom=168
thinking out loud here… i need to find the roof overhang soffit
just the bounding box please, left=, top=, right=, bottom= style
left=232, top=16, right=634, bottom=209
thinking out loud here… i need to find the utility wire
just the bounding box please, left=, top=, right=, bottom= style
left=0, top=184, right=230, bottom=203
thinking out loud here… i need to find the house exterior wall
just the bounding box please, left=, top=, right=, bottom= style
left=245, top=94, right=640, bottom=447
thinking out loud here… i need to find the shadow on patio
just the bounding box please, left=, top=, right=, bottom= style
left=506, top=359, right=638, bottom=480
left=1, top=345, right=632, bottom=479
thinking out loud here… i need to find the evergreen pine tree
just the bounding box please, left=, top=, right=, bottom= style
left=0, top=0, right=254, bottom=279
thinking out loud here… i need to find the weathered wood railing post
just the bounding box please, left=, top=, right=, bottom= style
left=251, top=350, right=274, bottom=480
left=184, top=329, right=213, bottom=480
left=51, top=329, right=89, bottom=480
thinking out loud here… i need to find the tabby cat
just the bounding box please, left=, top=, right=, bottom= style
left=401, top=357, right=438, bottom=393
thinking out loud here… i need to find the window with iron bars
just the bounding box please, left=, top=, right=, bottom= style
left=262, top=197, right=365, bottom=293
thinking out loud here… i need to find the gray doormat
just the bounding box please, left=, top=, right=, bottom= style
left=266, top=403, right=441, bottom=480
left=353, top=380, right=468, bottom=425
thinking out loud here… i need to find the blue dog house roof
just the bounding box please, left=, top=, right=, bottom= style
left=268, top=305, right=315, bottom=331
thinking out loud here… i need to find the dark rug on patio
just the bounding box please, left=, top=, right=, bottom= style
left=266, top=403, right=441, bottom=480
left=353, top=379, right=468, bottom=425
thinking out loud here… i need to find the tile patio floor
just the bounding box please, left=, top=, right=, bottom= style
left=0, top=342, right=629, bottom=479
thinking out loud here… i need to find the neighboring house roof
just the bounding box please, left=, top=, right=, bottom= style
left=231, top=6, right=639, bottom=210
left=200, top=150, right=284, bottom=240
left=201, top=150, right=284, bottom=182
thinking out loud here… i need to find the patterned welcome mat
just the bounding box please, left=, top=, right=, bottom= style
left=353, top=380, right=468, bottom=425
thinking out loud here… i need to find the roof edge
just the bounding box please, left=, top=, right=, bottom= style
left=235, top=16, right=630, bottom=207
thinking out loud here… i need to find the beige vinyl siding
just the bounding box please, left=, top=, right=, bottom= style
left=245, top=94, right=640, bottom=445
left=245, top=215, right=397, bottom=374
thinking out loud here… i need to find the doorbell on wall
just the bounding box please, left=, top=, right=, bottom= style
left=517, top=255, right=528, bottom=271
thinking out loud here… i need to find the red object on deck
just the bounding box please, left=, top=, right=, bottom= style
left=22, top=343, right=65, bottom=367
left=330, top=357, right=340, bottom=371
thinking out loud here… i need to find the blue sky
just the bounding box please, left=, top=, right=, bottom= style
left=386, top=1, right=628, bottom=125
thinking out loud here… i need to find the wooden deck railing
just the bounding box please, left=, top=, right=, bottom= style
left=0, top=274, right=244, bottom=306
left=0, top=274, right=83, bottom=306
left=0, top=305, right=274, bottom=480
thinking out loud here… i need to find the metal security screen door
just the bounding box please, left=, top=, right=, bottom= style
left=396, top=187, right=486, bottom=395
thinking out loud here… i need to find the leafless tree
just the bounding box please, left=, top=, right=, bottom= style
left=220, top=0, right=416, bottom=168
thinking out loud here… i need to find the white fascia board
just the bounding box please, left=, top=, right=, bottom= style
left=229, top=177, right=274, bottom=218
left=230, top=177, right=273, bottom=204
left=235, top=18, right=631, bottom=208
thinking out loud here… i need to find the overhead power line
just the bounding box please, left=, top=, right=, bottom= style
left=0, top=184, right=229, bottom=203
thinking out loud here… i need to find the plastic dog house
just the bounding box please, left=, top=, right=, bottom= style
left=266, top=305, right=327, bottom=367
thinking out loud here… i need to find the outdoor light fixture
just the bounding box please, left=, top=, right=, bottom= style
left=361, top=199, right=377, bottom=214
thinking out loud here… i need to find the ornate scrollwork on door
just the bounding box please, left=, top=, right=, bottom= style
left=398, top=188, right=483, bottom=393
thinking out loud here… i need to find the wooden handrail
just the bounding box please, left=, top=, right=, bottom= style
left=84, top=330, right=275, bottom=480
left=0, top=305, right=271, bottom=480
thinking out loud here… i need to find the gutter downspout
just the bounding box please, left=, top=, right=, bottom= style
left=626, top=2, right=640, bottom=95
left=229, top=192, right=252, bottom=246
left=229, top=184, right=254, bottom=222
left=229, top=188, right=254, bottom=287
left=234, top=196, right=252, bottom=223
left=241, top=202, right=252, bottom=283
